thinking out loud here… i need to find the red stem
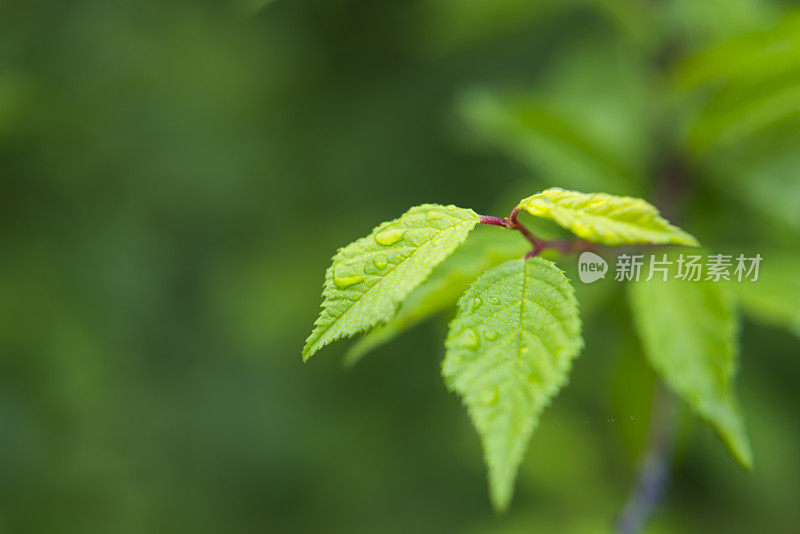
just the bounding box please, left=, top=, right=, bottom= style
left=478, top=215, right=511, bottom=228
left=479, top=208, right=594, bottom=258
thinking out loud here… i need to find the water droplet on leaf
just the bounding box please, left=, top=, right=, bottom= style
left=426, top=210, right=443, bottom=221
left=463, top=328, right=480, bottom=350
left=375, top=228, right=405, bottom=246
left=374, top=255, right=388, bottom=269
left=481, top=387, right=498, bottom=406
left=333, top=274, right=365, bottom=289
left=468, top=297, right=482, bottom=313
left=484, top=329, right=499, bottom=341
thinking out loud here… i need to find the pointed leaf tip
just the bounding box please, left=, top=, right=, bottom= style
left=629, top=274, right=752, bottom=468
left=443, top=258, right=583, bottom=511
left=303, top=204, right=480, bottom=360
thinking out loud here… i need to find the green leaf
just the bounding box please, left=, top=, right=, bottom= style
left=628, top=276, right=752, bottom=468
left=702, top=126, right=800, bottom=230
left=728, top=252, right=800, bottom=338
left=672, top=13, right=800, bottom=93
left=517, top=187, right=699, bottom=246
left=302, top=204, right=480, bottom=361
left=459, top=92, right=639, bottom=195
left=344, top=229, right=529, bottom=366
left=686, top=80, right=800, bottom=155
left=660, top=0, right=775, bottom=45
left=442, top=258, right=583, bottom=511
left=672, top=14, right=800, bottom=155
left=458, top=43, right=652, bottom=196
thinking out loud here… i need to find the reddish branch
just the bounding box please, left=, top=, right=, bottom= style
left=478, top=209, right=593, bottom=258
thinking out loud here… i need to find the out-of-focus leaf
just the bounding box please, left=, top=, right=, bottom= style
left=303, top=205, right=480, bottom=361
left=686, top=79, right=800, bottom=154
left=628, top=276, right=752, bottom=468
left=344, top=229, right=528, bottom=366
left=673, top=14, right=800, bottom=154
left=659, top=0, right=776, bottom=46
left=702, top=124, right=800, bottom=229
left=443, top=258, right=582, bottom=510
left=460, top=93, right=635, bottom=194
left=413, top=0, right=648, bottom=56
left=458, top=43, right=651, bottom=195
left=518, top=188, right=699, bottom=246
left=727, top=252, right=800, bottom=338
left=673, top=14, right=800, bottom=92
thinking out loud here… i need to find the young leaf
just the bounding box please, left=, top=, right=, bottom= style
left=517, top=187, right=699, bottom=246
left=442, top=258, right=583, bottom=511
left=302, top=204, right=480, bottom=361
left=344, top=229, right=529, bottom=366
left=628, top=276, right=752, bottom=468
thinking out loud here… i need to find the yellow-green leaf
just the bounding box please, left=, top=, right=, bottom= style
left=518, top=188, right=699, bottom=246
left=302, top=204, right=480, bottom=361
left=344, top=229, right=528, bottom=366
left=443, top=258, right=583, bottom=511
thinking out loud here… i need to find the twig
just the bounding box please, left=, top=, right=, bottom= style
left=479, top=210, right=593, bottom=258
left=478, top=215, right=511, bottom=228
left=615, top=383, right=677, bottom=534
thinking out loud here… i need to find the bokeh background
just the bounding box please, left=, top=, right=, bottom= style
left=2, top=0, right=800, bottom=532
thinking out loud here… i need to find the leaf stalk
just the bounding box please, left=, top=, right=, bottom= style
left=478, top=208, right=593, bottom=258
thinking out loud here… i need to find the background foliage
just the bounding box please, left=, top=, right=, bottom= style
left=1, top=0, right=799, bottom=532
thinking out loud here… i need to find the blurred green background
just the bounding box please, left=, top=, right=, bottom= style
left=1, top=0, right=799, bottom=532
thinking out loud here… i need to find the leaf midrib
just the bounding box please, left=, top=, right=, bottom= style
left=553, top=206, right=681, bottom=235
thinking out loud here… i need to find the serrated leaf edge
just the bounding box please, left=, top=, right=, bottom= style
left=443, top=258, right=583, bottom=511
left=519, top=187, right=699, bottom=246
left=302, top=205, right=479, bottom=361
